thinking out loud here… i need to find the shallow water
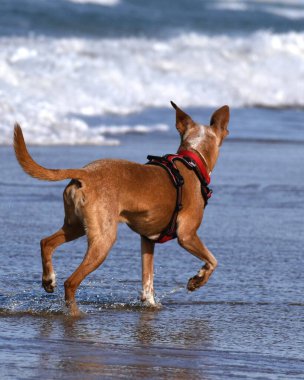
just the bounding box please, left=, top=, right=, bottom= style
left=1, top=109, right=304, bottom=378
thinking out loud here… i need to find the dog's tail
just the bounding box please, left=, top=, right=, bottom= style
left=14, top=124, right=88, bottom=182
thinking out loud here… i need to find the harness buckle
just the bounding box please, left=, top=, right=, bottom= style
left=184, top=157, right=197, bottom=169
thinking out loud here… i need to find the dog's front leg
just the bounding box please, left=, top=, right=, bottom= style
left=178, top=229, right=218, bottom=291
left=140, top=236, right=156, bottom=306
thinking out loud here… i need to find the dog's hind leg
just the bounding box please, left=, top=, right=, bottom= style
left=140, top=236, right=155, bottom=306
left=177, top=226, right=218, bottom=291
left=40, top=223, right=85, bottom=293
left=64, top=215, right=117, bottom=316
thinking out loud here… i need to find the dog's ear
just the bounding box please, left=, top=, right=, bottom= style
left=171, top=101, right=194, bottom=135
left=210, top=105, right=230, bottom=134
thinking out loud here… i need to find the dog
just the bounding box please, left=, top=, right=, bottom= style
left=14, top=102, right=229, bottom=316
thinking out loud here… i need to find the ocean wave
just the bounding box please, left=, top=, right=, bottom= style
left=67, top=0, right=120, bottom=5
left=1, top=0, right=303, bottom=39
left=209, top=1, right=304, bottom=20
left=2, top=122, right=169, bottom=145
left=264, top=6, right=304, bottom=20
left=0, top=31, right=303, bottom=145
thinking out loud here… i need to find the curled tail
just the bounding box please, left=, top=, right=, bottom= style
left=13, top=124, right=88, bottom=182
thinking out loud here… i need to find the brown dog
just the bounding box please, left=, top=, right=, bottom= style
left=14, top=102, right=229, bottom=315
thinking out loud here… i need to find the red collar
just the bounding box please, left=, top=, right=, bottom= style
left=177, top=150, right=210, bottom=184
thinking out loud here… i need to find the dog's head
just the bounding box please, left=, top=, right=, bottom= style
left=171, top=101, right=230, bottom=172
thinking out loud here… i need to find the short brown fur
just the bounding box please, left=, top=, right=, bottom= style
left=14, top=103, right=229, bottom=316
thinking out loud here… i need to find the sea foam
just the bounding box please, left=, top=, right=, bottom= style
left=211, top=1, right=304, bottom=20
left=0, top=31, right=303, bottom=145
left=67, top=0, right=120, bottom=5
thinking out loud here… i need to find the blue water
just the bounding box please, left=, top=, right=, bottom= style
left=1, top=0, right=304, bottom=37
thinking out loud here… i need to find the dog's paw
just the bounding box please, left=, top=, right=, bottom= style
left=42, top=279, right=56, bottom=293
left=42, top=272, right=56, bottom=293
left=140, top=290, right=161, bottom=308
left=42, top=273, right=56, bottom=293
left=64, top=302, right=84, bottom=318
left=140, top=293, right=155, bottom=306
left=187, top=274, right=205, bottom=291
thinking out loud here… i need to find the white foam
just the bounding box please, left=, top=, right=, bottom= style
left=6, top=122, right=169, bottom=146
left=264, top=6, right=304, bottom=20
left=255, top=0, right=302, bottom=4
left=0, top=31, right=303, bottom=145
left=66, top=0, right=120, bottom=5
left=210, top=0, right=304, bottom=19
left=209, top=1, right=249, bottom=11
left=10, top=47, right=37, bottom=63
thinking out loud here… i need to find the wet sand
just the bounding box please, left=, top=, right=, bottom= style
left=1, top=116, right=304, bottom=379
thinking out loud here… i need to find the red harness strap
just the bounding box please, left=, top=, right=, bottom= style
left=178, top=150, right=210, bottom=184
left=146, top=150, right=212, bottom=244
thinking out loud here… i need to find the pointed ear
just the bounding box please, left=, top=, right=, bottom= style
left=210, top=105, right=230, bottom=133
left=171, top=101, right=194, bottom=135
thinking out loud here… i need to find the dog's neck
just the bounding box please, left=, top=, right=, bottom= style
left=178, top=146, right=212, bottom=175
left=189, top=148, right=212, bottom=175
left=178, top=142, right=219, bottom=175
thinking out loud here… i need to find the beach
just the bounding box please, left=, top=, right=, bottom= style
left=1, top=108, right=304, bottom=378
left=0, top=0, right=304, bottom=378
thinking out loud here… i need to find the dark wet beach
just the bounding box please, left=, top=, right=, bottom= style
left=0, top=108, right=304, bottom=379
